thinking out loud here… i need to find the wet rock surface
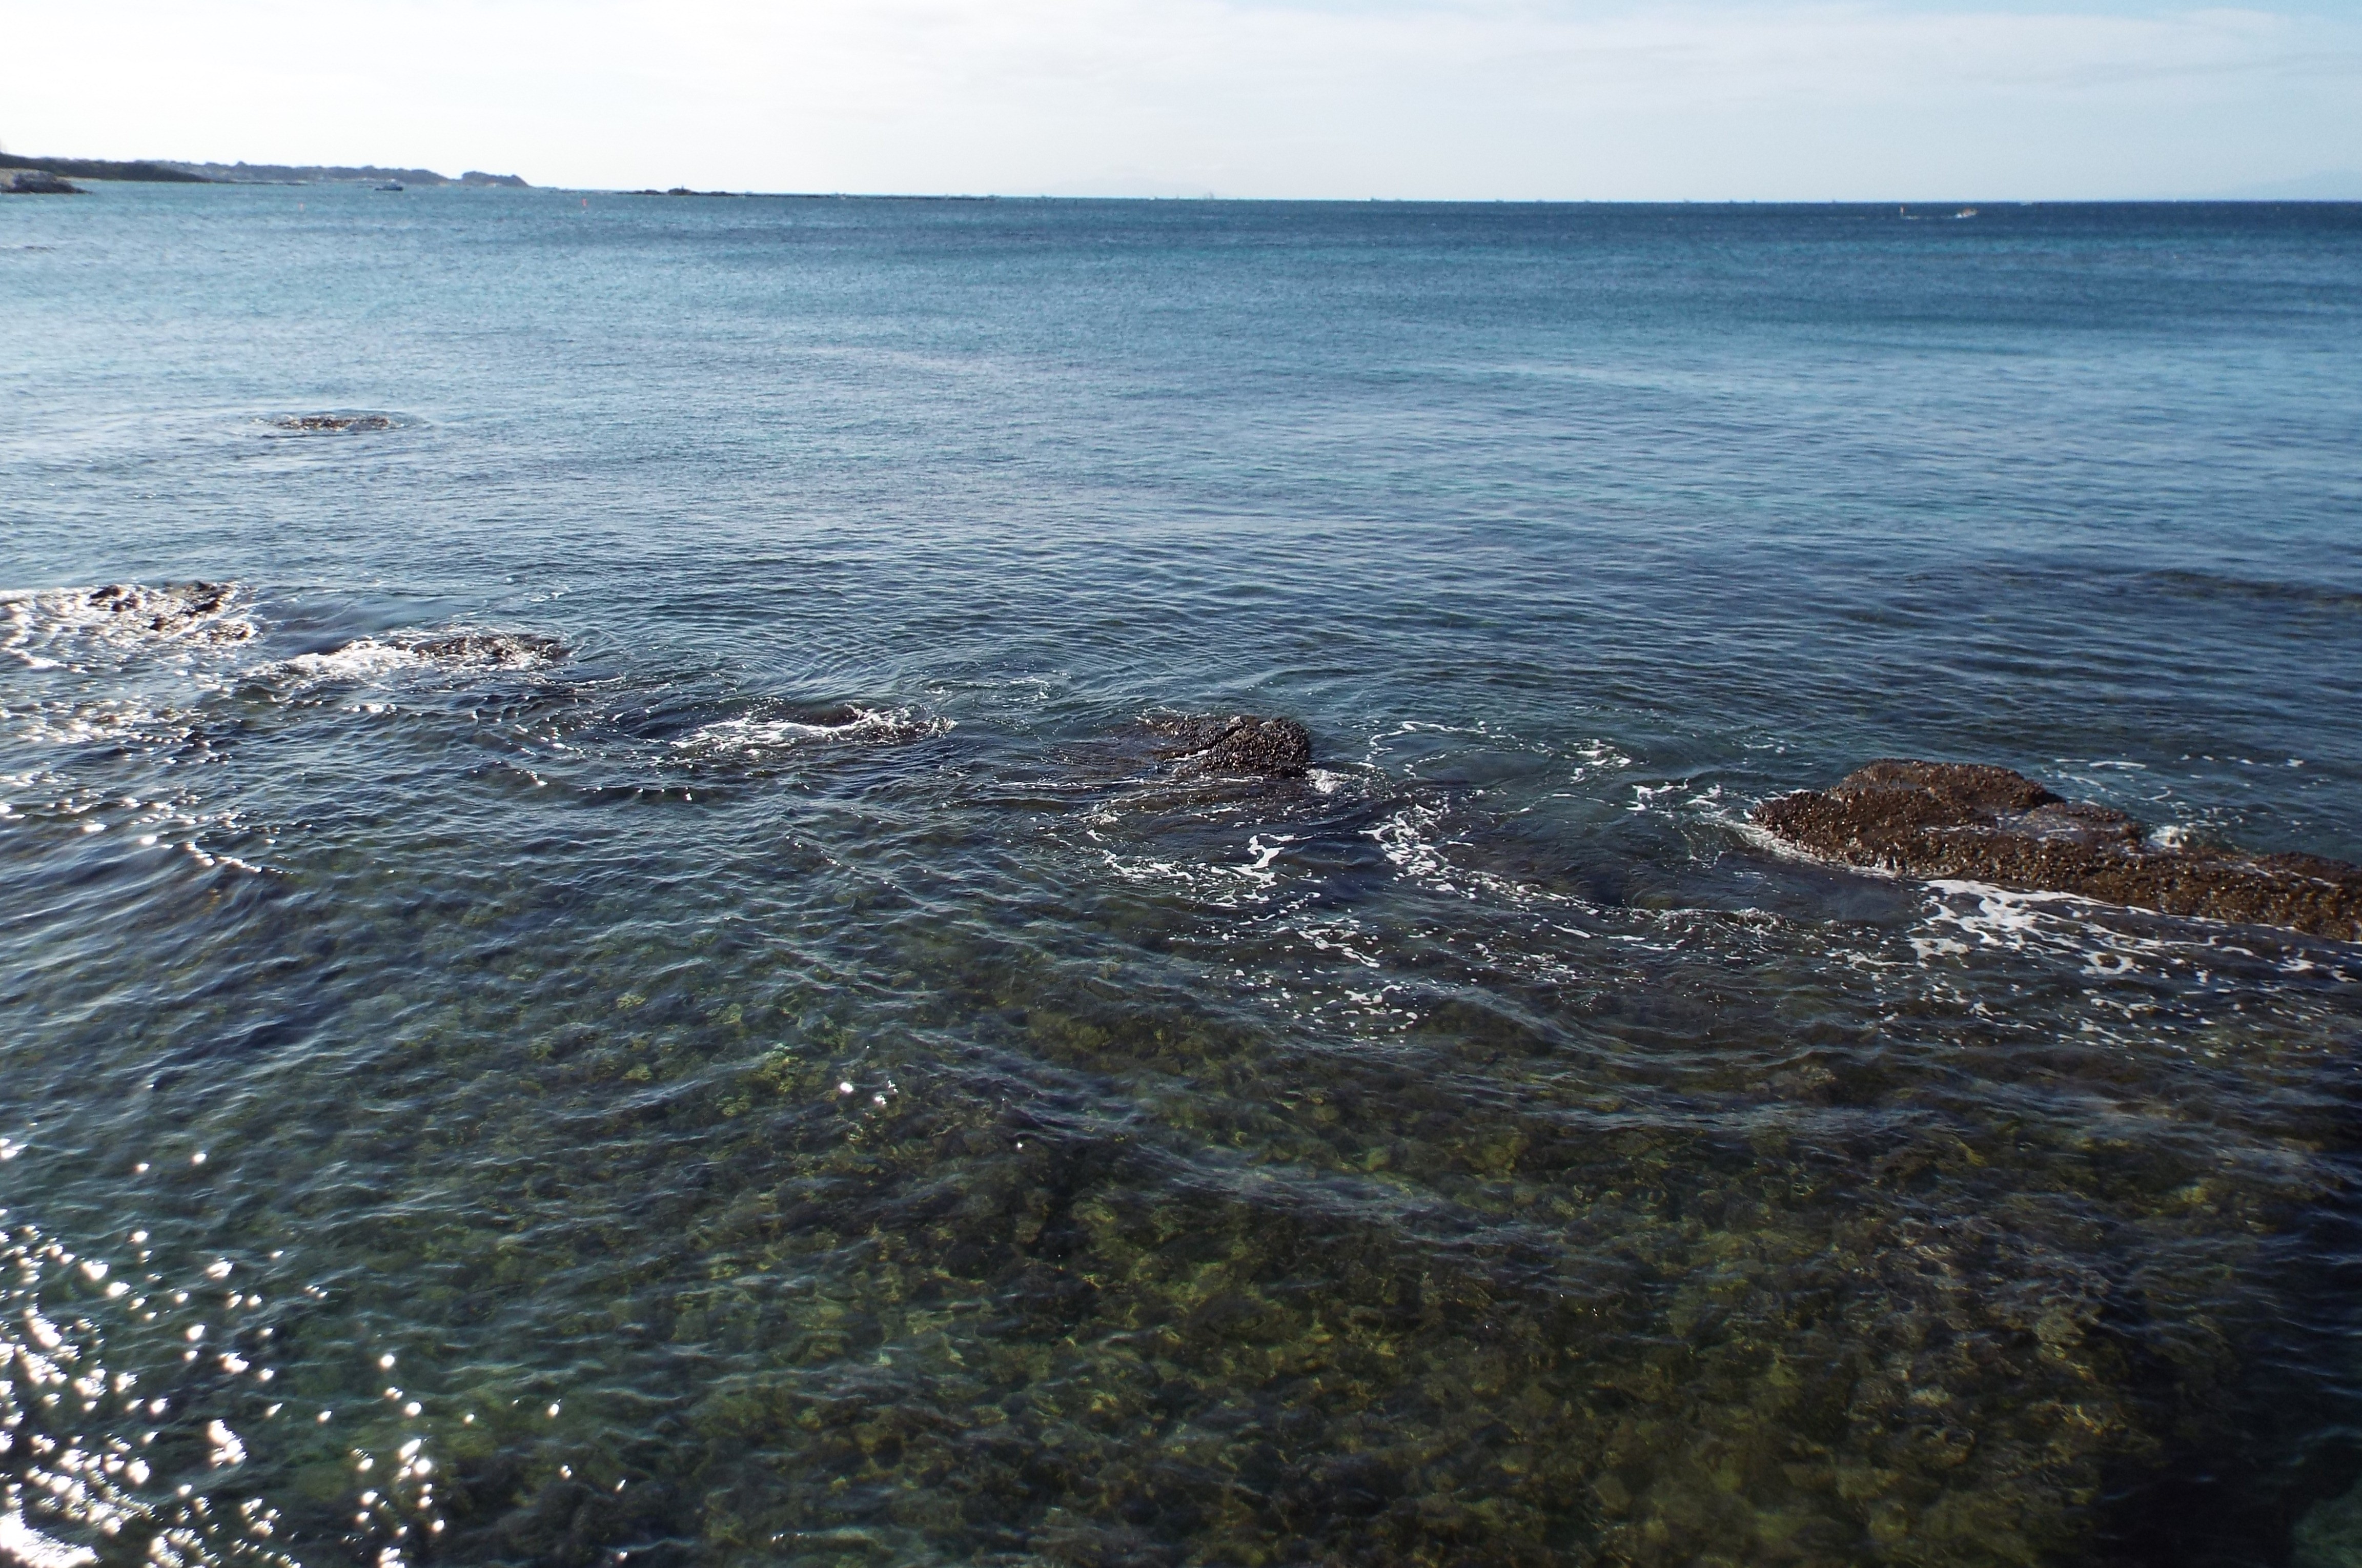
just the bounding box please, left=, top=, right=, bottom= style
left=1755, top=759, right=2362, bottom=940
left=272, top=413, right=397, bottom=433
left=1145, top=713, right=1314, bottom=778
left=395, top=629, right=566, bottom=668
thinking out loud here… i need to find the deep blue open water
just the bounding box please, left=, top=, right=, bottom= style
left=3, top=187, right=2360, bottom=1567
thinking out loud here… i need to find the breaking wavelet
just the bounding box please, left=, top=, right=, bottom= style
left=3, top=583, right=254, bottom=669
left=668, top=702, right=953, bottom=760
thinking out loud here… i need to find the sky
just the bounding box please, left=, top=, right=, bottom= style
left=3, top=0, right=2358, bottom=198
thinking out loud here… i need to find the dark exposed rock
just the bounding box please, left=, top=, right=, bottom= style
left=1145, top=714, right=1314, bottom=779
left=273, top=413, right=397, bottom=432
left=1754, top=759, right=2362, bottom=940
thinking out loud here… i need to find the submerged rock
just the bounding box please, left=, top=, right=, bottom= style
left=1755, top=759, right=2362, bottom=940
left=1145, top=713, right=1314, bottom=778
left=397, top=629, right=565, bottom=668
left=83, top=581, right=251, bottom=640
left=670, top=702, right=950, bottom=759
left=272, top=414, right=397, bottom=433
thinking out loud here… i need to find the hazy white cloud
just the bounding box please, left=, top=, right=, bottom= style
left=3, top=0, right=2356, bottom=196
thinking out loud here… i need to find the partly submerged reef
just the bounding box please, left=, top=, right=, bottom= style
left=7, top=581, right=257, bottom=646
left=271, top=413, right=399, bottom=433
left=1144, top=713, right=1315, bottom=779
left=395, top=629, right=566, bottom=669
left=1754, top=759, right=2362, bottom=940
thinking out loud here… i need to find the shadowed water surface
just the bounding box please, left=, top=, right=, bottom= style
left=2, top=190, right=2360, bottom=1568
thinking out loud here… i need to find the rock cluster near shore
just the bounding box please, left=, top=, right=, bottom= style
left=1755, top=759, right=2362, bottom=940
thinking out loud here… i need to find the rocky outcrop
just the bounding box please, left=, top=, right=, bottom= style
left=1755, top=759, right=2362, bottom=940
left=1145, top=714, right=1314, bottom=779
left=3, top=170, right=84, bottom=195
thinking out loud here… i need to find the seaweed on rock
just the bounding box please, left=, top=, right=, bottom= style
left=1145, top=713, right=1315, bottom=779
left=1755, top=759, right=2362, bottom=940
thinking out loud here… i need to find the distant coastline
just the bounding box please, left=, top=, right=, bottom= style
left=0, top=154, right=528, bottom=188
left=4, top=157, right=2357, bottom=202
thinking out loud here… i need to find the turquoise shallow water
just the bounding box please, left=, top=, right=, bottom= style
left=3, top=187, right=2361, bottom=1567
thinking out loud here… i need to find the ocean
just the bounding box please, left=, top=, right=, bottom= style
left=3, top=185, right=2360, bottom=1567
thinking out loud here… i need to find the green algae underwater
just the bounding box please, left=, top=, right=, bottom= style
left=6, top=192, right=2362, bottom=1568
left=4, top=619, right=2358, bottom=1568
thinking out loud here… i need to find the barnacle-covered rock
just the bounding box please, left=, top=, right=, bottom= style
left=1755, top=759, right=2362, bottom=939
left=1145, top=713, right=1314, bottom=778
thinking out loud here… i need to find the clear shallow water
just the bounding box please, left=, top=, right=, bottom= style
left=3, top=187, right=2361, bottom=1568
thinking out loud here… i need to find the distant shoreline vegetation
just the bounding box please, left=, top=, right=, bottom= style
left=0, top=154, right=528, bottom=187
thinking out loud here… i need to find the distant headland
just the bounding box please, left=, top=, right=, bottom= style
left=0, top=154, right=529, bottom=188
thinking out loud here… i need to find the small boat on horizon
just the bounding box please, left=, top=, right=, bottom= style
left=375, top=182, right=403, bottom=192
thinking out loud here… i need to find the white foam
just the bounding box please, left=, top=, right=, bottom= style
left=675, top=706, right=950, bottom=757
left=1905, top=877, right=2344, bottom=984
left=1626, top=781, right=1681, bottom=814
left=1239, top=833, right=1294, bottom=889
left=1370, top=803, right=1462, bottom=887
left=1570, top=738, right=1634, bottom=781
left=269, top=628, right=564, bottom=688
left=1910, top=880, right=2067, bottom=962
left=1293, top=918, right=1381, bottom=968
left=277, top=639, right=425, bottom=682
left=2, top=585, right=253, bottom=673
left=1365, top=800, right=1597, bottom=916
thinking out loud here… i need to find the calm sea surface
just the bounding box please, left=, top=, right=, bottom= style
left=4, top=187, right=2360, bottom=1568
